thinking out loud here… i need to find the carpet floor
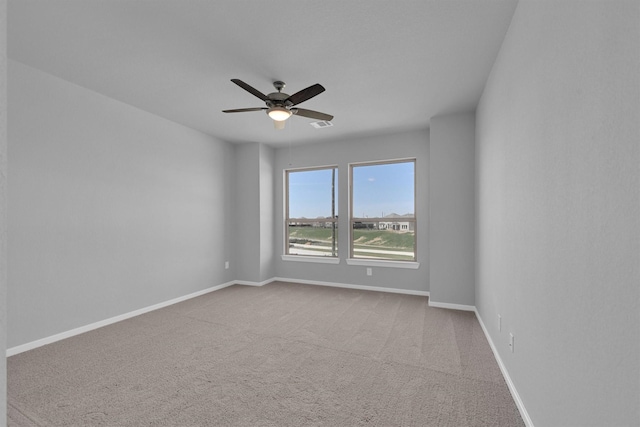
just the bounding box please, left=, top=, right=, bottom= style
left=8, top=281, right=524, bottom=426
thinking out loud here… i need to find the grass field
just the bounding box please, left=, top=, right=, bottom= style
left=289, top=227, right=337, bottom=242
left=288, top=226, right=415, bottom=260
left=352, top=230, right=414, bottom=249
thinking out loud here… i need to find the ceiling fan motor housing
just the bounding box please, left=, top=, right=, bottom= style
left=266, top=92, right=292, bottom=109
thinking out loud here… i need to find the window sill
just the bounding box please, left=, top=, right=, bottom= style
left=346, top=258, right=420, bottom=269
left=281, top=255, right=341, bottom=264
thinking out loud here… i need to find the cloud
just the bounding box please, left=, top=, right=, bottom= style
left=368, top=178, right=375, bottom=182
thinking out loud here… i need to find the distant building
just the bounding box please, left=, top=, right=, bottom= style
left=378, top=213, right=414, bottom=231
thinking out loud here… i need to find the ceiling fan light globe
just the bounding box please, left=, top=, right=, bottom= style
left=267, top=107, right=292, bottom=121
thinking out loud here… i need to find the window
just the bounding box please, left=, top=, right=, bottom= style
left=285, top=166, right=338, bottom=257
left=350, top=159, right=416, bottom=261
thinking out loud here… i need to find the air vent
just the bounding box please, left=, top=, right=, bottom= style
left=309, top=120, right=333, bottom=129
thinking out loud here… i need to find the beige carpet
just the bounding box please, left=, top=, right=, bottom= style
left=8, top=281, right=524, bottom=426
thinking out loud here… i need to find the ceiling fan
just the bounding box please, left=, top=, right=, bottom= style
left=222, top=79, right=333, bottom=130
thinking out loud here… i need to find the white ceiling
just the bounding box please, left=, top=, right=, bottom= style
left=8, top=0, right=518, bottom=147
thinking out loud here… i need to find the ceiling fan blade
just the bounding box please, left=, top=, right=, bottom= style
left=222, top=107, right=267, bottom=113
left=230, top=79, right=268, bottom=101
left=286, top=83, right=325, bottom=106
left=293, top=108, right=334, bottom=121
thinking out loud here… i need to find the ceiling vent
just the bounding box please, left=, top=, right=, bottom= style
left=309, top=120, right=333, bottom=129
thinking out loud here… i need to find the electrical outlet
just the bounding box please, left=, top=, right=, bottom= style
left=498, top=314, right=502, bottom=332
left=225, top=261, right=229, bottom=270
left=366, top=268, right=372, bottom=276
left=509, top=333, right=514, bottom=353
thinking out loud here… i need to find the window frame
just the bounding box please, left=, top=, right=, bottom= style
left=348, top=158, right=417, bottom=263
left=284, top=165, right=339, bottom=260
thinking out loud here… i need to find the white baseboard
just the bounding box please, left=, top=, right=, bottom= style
left=428, top=300, right=475, bottom=311
left=7, top=275, right=533, bottom=427
left=6, top=278, right=477, bottom=357
left=234, top=278, right=275, bottom=287
left=8, top=277, right=427, bottom=356
left=6, top=280, right=236, bottom=357
left=273, top=277, right=430, bottom=297
left=7, top=276, right=532, bottom=426
left=475, top=309, right=534, bottom=427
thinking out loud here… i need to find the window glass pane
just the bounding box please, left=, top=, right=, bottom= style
left=288, top=223, right=338, bottom=257
left=351, top=160, right=416, bottom=261
left=352, top=162, right=414, bottom=219
left=288, top=169, right=337, bottom=219
left=286, top=167, right=338, bottom=257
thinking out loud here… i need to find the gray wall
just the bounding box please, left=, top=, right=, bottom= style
left=273, top=129, right=430, bottom=292
left=0, top=0, right=7, bottom=423
left=234, top=143, right=261, bottom=283
left=259, top=144, right=275, bottom=282
left=429, top=112, right=475, bottom=307
left=8, top=60, right=236, bottom=348
left=475, top=1, right=639, bottom=425
left=234, top=142, right=275, bottom=283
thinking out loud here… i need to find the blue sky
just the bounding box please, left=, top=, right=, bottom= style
left=288, top=168, right=337, bottom=218
left=352, top=162, right=414, bottom=218
left=288, top=162, right=414, bottom=219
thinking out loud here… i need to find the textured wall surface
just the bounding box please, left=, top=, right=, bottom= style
left=8, top=61, right=236, bottom=349
left=234, top=142, right=275, bottom=284
left=475, top=1, right=640, bottom=425
left=259, top=144, right=275, bottom=282
left=429, top=112, right=475, bottom=307
left=234, top=143, right=261, bottom=283
left=273, top=129, right=430, bottom=292
left=0, top=0, right=7, bottom=423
